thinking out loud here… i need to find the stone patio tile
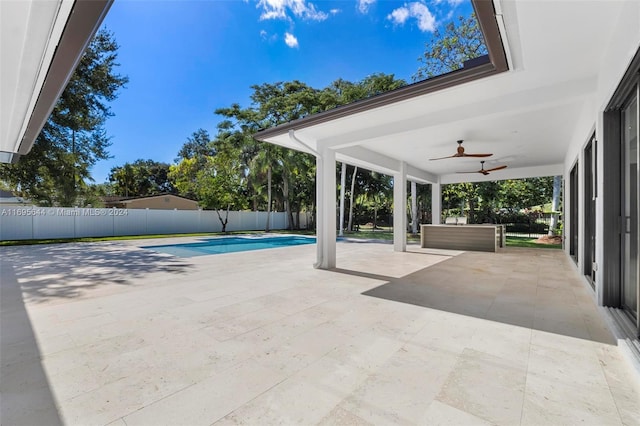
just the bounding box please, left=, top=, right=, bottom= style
left=420, top=400, right=493, bottom=425
left=122, top=359, right=286, bottom=426
left=221, top=355, right=369, bottom=425
left=521, top=374, right=622, bottom=426
left=326, top=330, right=405, bottom=373
left=436, top=348, right=527, bottom=426
left=407, top=311, right=478, bottom=356
left=597, top=345, right=640, bottom=425
left=341, top=343, right=459, bottom=425
left=2, top=242, right=638, bottom=425
left=202, top=307, right=287, bottom=341
left=316, top=406, right=373, bottom=426
left=467, top=319, right=532, bottom=370
left=527, top=342, right=609, bottom=388
left=254, top=322, right=353, bottom=376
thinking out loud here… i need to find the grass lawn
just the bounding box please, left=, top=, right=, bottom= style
left=0, top=230, right=284, bottom=247
left=506, top=236, right=562, bottom=249
left=0, top=226, right=559, bottom=249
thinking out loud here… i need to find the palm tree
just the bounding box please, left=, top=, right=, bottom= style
left=250, top=144, right=278, bottom=231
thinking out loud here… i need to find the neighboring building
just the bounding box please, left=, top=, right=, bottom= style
left=104, top=194, right=199, bottom=210
left=0, top=190, right=32, bottom=206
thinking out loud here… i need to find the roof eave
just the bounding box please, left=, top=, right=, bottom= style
left=254, top=0, right=508, bottom=142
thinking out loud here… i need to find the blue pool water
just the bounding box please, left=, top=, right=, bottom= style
left=143, top=235, right=316, bottom=257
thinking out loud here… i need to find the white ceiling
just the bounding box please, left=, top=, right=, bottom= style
left=261, top=0, right=627, bottom=183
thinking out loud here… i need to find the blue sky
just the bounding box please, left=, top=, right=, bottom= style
left=93, top=0, right=473, bottom=183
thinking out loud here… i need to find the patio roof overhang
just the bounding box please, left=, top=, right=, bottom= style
left=255, top=0, right=628, bottom=184
left=0, top=0, right=112, bottom=164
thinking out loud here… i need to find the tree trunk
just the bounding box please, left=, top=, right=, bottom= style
left=283, top=169, right=291, bottom=230
left=347, top=166, right=358, bottom=231
left=373, top=202, right=378, bottom=230
left=265, top=166, right=272, bottom=232
left=549, top=175, right=561, bottom=236
left=411, top=181, right=418, bottom=234
left=216, top=206, right=230, bottom=233
left=339, top=162, right=346, bottom=236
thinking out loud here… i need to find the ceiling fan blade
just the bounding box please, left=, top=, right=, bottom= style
left=461, top=153, right=493, bottom=158
left=455, top=171, right=479, bottom=174
left=429, top=154, right=456, bottom=161
left=485, top=165, right=508, bottom=172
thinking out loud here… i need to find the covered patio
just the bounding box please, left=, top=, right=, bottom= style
left=254, top=0, right=640, bottom=357
left=1, top=239, right=639, bottom=425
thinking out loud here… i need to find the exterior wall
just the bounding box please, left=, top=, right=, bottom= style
left=124, top=195, right=199, bottom=210
left=562, top=0, right=640, bottom=305
left=0, top=208, right=303, bottom=240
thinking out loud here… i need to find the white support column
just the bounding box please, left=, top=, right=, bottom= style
left=339, top=162, right=346, bottom=237
left=393, top=161, right=407, bottom=252
left=411, top=181, right=418, bottom=234
left=432, top=182, right=442, bottom=224
left=315, top=146, right=336, bottom=269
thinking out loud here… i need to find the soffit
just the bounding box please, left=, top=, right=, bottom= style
left=0, top=0, right=112, bottom=163
left=258, top=0, right=627, bottom=181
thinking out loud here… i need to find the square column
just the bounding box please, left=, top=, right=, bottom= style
left=315, top=146, right=336, bottom=269
left=432, top=182, right=442, bottom=224
left=393, top=161, right=407, bottom=252
left=411, top=181, right=418, bottom=234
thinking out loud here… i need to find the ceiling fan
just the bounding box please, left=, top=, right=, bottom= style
left=457, top=160, right=507, bottom=175
left=429, top=140, right=493, bottom=160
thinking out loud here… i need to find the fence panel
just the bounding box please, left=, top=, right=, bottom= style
left=114, top=209, right=147, bottom=236
left=0, top=207, right=302, bottom=240
left=33, top=209, right=75, bottom=239
left=0, top=209, right=34, bottom=240
left=74, top=209, right=114, bottom=237
left=271, top=212, right=286, bottom=230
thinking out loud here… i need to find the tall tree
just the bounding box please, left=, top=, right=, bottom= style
left=0, top=29, right=128, bottom=206
left=413, top=14, right=488, bottom=81
left=196, top=142, right=247, bottom=233
left=175, top=128, right=215, bottom=163
left=109, top=159, right=175, bottom=197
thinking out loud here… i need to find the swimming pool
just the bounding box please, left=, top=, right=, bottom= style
left=142, top=235, right=316, bottom=257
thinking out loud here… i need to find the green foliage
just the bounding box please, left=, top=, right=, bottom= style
left=175, top=129, right=215, bottom=163
left=203, top=73, right=407, bottom=230
left=442, top=177, right=555, bottom=223
left=108, top=159, right=175, bottom=197
left=197, top=146, right=247, bottom=211
left=169, top=157, right=199, bottom=200
left=506, top=236, right=561, bottom=249
left=0, top=29, right=128, bottom=206
left=413, top=14, right=488, bottom=81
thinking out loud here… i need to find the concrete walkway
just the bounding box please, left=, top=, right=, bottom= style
left=1, top=239, right=639, bottom=425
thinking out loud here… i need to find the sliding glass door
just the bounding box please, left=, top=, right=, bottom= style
left=584, top=137, right=596, bottom=288
left=569, top=163, right=579, bottom=263
left=622, top=91, right=638, bottom=322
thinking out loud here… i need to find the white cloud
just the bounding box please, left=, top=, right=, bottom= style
left=257, top=0, right=328, bottom=21
left=284, top=32, right=299, bottom=48
left=388, top=7, right=410, bottom=25
left=433, top=0, right=464, bottom=6
left=330, top=8, right=341, bottom=15
left=387, top=2, right=436, bottom=32
left=410, top=2, right=436, bottom=31
left=358, top=0, right=376, bottom=14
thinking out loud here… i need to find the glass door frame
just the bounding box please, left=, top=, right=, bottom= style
left=584, top=135, right=597, bottom=289
left=621, top=85, right=639, bottom=326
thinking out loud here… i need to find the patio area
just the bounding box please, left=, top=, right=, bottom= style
left=1, top=239, right=639, bottom=425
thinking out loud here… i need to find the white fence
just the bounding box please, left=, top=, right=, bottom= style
left=0, top=207, right=310, bottom=241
